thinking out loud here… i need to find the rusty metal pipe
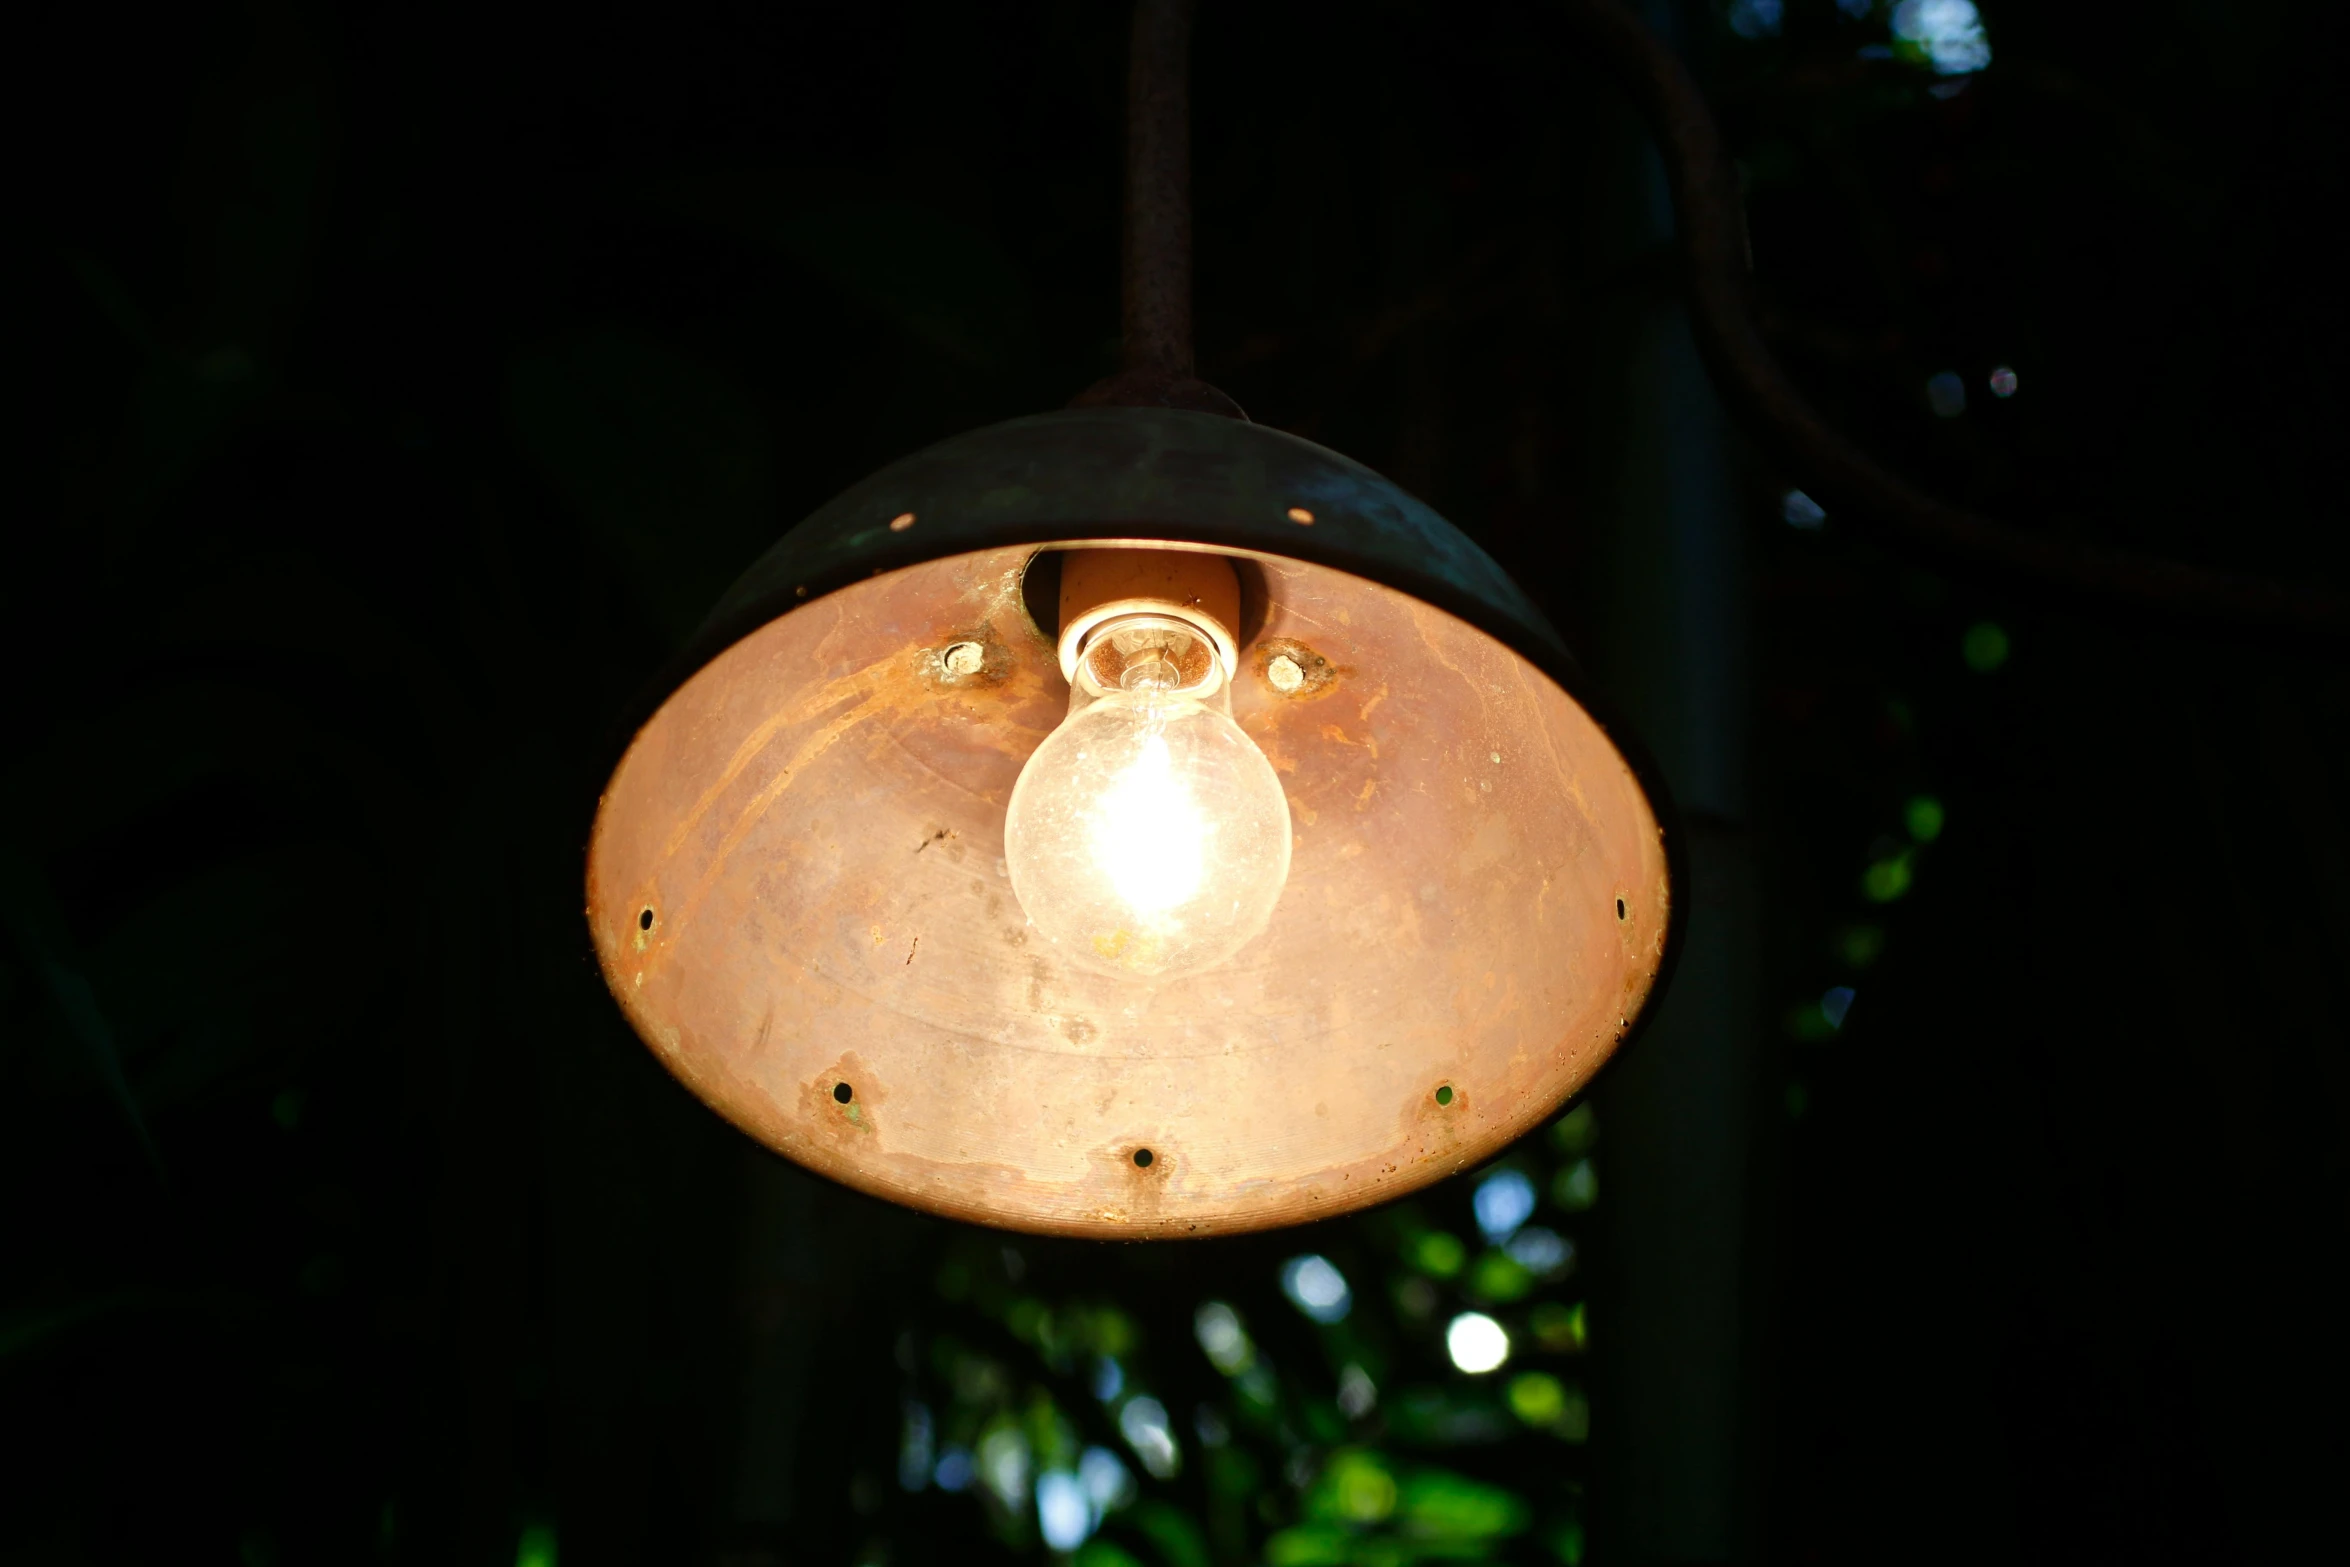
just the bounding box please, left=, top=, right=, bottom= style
left=1072, top=0, right=1242, bottom=416
left=1124, top=0, right=1196, bottom=375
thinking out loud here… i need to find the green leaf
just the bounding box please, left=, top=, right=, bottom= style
left=1961, top=621, right=2010, bottom=672
left=1264, top=1524, right=1355, bottom=1567
left=1505, top=1372, right=1565, bottom=1427
left=1127, top=1499, right=1211, bottom=1567
left=1862, top=851, right=1915, bottom=903
left=0, top=843, right=163, bottom=1179
left=1406, top=1231, right=1466, bottom=1278
left=1466, top=1250, right=1533, bottom=1304
left=1549, top=1104, right=1597, bottom=1156
left=1395, top=1470, right=1530, bottom=1539
left=1386, top=1389, right=1511, bottom=1446
left=0, top=1290, right=237, bottom=1364
left=1302, top=1449, right=1398, bottom=1525
left=1551, top=1160, right=1598, bottom=1212
left=1528, top=1301, right=1587, bottom=1354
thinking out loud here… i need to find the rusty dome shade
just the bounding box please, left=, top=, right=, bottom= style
left=586, top=409, right=1679, bottom=1237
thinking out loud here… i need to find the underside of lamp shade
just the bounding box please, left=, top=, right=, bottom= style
left=585, top=409, right=1679, bottom=1238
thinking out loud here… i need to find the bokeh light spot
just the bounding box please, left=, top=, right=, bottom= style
left=1838, top=923, right=1887, bottom=968
left=1729, top=0, right=1783, bottom=40
left=1863, top=851, right=1914, bottom=903
left=1080, top=1446, right=1134, bottom=1518
left=978, top=1424, right=1031, bottom=1511
left=1116, top=1396, right=1180, bottom=1479
left=1038, top=1471, right=1091, bottom=1550
left=1446, top=1311, right=1511, bottom=1374
left=898, top=1400, right=933, bottom=1491
left=1280, top=1254, right=1353, bottom=1323
left=1507, top=1370, right=1567, bottom=1426
left=1323, top=1449, right=1399, bottom=1522
left=1473, top=1169, right=1537, bottom=1242
left=1408, top=1230, right=1467, bottom=1279
left=1962, top=621, right=2010, bottom=671
left=1530, top=1300, right=1588, bottom=1353
left=1551, top=1103, right=1597, bottom=1155
left=1193, top=1302, right=1254, bottom=1374
left=1893, top=0, right=1992, bottom=75
left=1468, top=1249, right=1535, bottom=1304
left=1504, top=1226, right=1574, bottom=1278
left=1552, top=1159, right=1599, bottom=1212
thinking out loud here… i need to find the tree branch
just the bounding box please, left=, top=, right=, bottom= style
left=1557, top=0, right=2349, bottom=647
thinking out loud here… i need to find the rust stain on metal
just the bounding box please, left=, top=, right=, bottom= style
left=1256, top=636, right=1338, bottom=698
left=810, top=1053, right=884, bottom=1138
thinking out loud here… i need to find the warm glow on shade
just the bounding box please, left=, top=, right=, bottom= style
left=586, top=524, right=1673, bottom=1236
left=584, top=405, right=1675, bottom=1237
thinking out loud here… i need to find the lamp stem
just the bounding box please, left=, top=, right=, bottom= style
left=1123, top=0, right=1196, bottom=376
left=1073, top=0, right=1238, bottom=414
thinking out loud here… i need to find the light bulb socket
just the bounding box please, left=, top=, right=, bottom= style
left=1055, top=547, right=1242, bottom=690
left=1071, top=612, right=1225, bottom=700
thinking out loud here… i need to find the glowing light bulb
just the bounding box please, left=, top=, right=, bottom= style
left=1005, top=619, right=1291, bottom=978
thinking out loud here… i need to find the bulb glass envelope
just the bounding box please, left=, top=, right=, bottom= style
left=586, top=408, right=1680, bottom=1237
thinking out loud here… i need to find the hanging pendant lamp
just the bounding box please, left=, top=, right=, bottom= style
left=584, top=0, right=1680, bottom=1238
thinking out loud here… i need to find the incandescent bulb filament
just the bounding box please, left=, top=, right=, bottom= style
left=1089, top=729, right=1211, bottom=916
left=1004, top=611, right=1291, bottom=979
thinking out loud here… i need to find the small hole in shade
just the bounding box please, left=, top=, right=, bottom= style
left=888, top=512, right=917, bottom=532
left=1286, top=506, right=1315, bottom=525
left=833, top=1082, right=853, bottom=1104
left=1132, top=1148, right=1154, bottom=1168
left=1615, top=897, right=1627, bottom=921
left=1434, top=1085, right=1454, bottom=1106
left=639, top=908, right=655, bottom=931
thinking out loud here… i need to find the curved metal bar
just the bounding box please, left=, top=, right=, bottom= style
left=1557, top=0, right=2349, bottom=647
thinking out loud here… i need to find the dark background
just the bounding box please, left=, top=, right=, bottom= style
left=9, top=1, right=2345, bottom=1563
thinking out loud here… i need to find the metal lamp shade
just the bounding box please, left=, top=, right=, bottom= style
left=586, top=408, right=1679, bottom=1237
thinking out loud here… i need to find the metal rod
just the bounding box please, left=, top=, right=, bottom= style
left=1557, top=0, right=2348, bottom=647
left=1124, top=0, right=1196, bottom=375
